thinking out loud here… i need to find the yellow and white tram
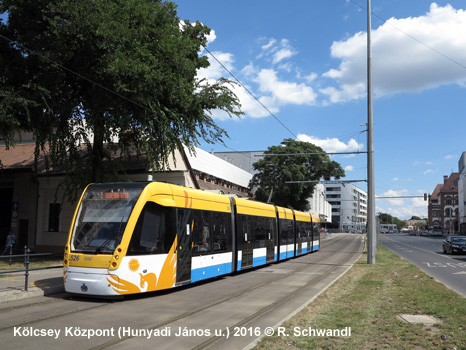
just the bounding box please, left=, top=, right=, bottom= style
left=63, top=181, right=321, bottom=296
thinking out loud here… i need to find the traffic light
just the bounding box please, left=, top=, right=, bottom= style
left=424, top=193, right=427, bottom=201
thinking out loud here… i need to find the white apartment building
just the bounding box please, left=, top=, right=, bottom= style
left=325, top=183, right=367, bottom=232
left=308, top=183, right=332, bottom=225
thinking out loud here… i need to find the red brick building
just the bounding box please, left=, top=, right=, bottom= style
left=428, top=173, right=459, bottom=235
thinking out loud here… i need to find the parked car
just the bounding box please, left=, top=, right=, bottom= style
left=442, top=236, right=466, bottom=255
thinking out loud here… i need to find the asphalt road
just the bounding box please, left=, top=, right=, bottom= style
left=379, top=234, right=466, bottom=298
left=0, top=234, right=363, bottom=350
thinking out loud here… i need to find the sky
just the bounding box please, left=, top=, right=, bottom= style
left=175, top=0, right=466, bottom=220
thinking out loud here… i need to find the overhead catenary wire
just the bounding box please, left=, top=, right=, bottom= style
left=3, top=2, right=464, bottom=149
left=348, top=0, right=466, bottom=71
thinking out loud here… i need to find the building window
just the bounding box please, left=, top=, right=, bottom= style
left=326, top=187, right=340, bottom=192
left=48, top=203, right=61, bottom=232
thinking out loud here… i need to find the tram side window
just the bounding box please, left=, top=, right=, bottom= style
left=296, top=221, right=306, bottom=242
left=298, top=221, right=312, bottom=243
left=212, top=212, right=232, bottom=252
left=190, top=210, right=232, bottom=255
left=237, top=214, right=251, bottom=244
left=279, top=219, right=294, bottom=245
left=313, top=222, right=320, bottom=240
left=127, top=202, right=174, bottom=255
left=250, top=216, right=275, bottom=248
left=307, top=222, right=313, bottom=242
left=252, top=216, right=266, bottom=248
left=191, top=210, right=212, bottom=255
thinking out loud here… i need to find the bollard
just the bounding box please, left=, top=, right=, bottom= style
left=8, top=244, right=13, bottom=266
left=24, top=246, right=31, bottom=292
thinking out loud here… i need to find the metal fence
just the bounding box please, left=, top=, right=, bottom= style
left=0, top=246, right=61, bottom=291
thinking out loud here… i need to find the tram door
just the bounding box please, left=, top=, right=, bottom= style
left=265, top=230, right=274, bottom=262
left=176, top=209, right=192, bottom=284
left=297, top=232, right=302, bottom=255
left=265, top=217, right=276, bottom=262
left=307, top=233, right=312, bottom=253
left=241, top=232, right=253, bottom=268
left=238, top=215, right=253, bottom=269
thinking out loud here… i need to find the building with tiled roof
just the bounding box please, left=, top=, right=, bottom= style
left=0, top=134, right=252, bottom=252
left=428, top=173, right=459, bottom=235
left=428, top=183, right=443, bottom=231
left=458, top=152, right=466, bottom=234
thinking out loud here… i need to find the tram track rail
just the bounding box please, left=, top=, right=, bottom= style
left=0, top=235, right=363, bottom=349
left=89, top=234, right=364, bottom=350
left=193, top=234, right=364, bottom=350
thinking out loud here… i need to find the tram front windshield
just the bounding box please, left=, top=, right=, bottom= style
left=70, top=184, right=145, bottom=254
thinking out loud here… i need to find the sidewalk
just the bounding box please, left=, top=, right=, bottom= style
left=0, top=267, right=65, bottom=303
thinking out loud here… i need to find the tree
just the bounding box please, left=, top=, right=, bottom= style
left=0, top=0, right=242, bottom=200
left=249, top=138, right=345, bottom=211
left=393, top=217, right=405, bottom=230
left=378, top=212, right=394, bottom=224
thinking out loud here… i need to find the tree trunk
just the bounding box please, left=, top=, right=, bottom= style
left=92, top=119, right=105, bottom=183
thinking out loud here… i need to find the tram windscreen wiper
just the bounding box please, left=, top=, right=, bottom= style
left=94, top=232, right=119, bottom=254
left=94, top=217, right=125, bottom=254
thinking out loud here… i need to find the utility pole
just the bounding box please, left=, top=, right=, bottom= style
left=367, top=0, right=376, bottom=264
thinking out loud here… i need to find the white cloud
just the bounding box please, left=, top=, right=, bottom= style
left=321, top=3, right=466, bottom=103
left=393, top=177, right=399, bottom=181
left=255, top=69, right=317, bottom=106
left=260, top=38, right=277, bottom=51
left=345, top=165, right=354, bottom=172
left=197, top=51, right=234, bottom=81
left=258, top=38, right=298, bottom=65
left=304, top=72, right=318, bottom=83
left=376, top=188, right=428, bottom=219
left=411, top=197, right=428, bottom=208
left=296, top=134, right=364, bottom=153
left=379, top=189, right=409, bottom=206
left=196, top=37, right=317, bottom=119
left=382, top=207, right=427, bottom=220
left=180, top=21, right=217, bottom=47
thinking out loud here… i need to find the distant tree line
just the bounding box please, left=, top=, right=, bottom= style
left=378, top=213, right=427, bottom=230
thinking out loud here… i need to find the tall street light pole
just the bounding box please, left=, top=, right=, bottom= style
left=367, top=0, right=376, bottom=264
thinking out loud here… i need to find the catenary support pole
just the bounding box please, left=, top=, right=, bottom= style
left=367, top=0, right=376, bottom=264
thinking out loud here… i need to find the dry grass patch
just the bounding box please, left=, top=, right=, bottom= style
left=0, top=254, right=62, bottom=272
left=254, top=245, right=466, bottom=350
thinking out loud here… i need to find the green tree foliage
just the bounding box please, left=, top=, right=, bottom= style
left=249, top=139, right=345, bottom=211
left=378, top=212, right=406, bottom=230
left=0, top=0, right=242, bottom=200
left=378, top=212, right=394, bottom=224
left=393, top=218, right=406, bottom=230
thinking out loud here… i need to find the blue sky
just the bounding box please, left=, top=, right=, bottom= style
left=176, top=0, right=466, bottom=220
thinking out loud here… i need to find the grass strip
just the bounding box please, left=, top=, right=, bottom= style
left=0, top=255, right=63, bottom=271
left=254, top=244, right=466, bottom=349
